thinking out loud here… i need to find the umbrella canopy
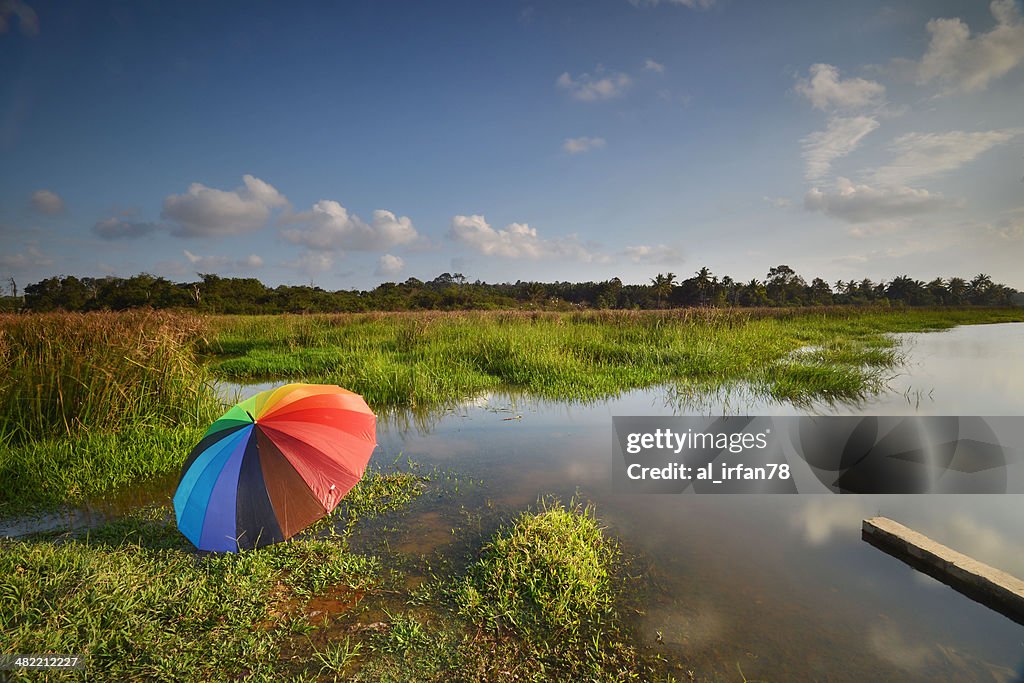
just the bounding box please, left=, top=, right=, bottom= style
left=173, top=383, right=377, bottom=552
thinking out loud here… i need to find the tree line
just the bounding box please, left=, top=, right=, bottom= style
left=2, top=267, right=1019, bottom=314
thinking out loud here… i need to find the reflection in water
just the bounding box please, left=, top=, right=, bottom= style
left=792, top=497, right=865, bottom=545
left=4, top=323, right=1023, bottom=680
left=0, top=470, right=179, bottom=538
left=868, top=621, right=934, bottom=672
left=367, top=323, right=1024, bottom=681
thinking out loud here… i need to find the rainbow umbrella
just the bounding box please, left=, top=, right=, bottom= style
left=173, top=383, right=377, bottom=552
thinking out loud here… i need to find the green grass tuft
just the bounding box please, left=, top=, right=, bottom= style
left=457, top=499, right=618, bottom=639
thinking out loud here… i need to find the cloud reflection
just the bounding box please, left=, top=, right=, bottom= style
left=791, top=497, right=868, bottom=545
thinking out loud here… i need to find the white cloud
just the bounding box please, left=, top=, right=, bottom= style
left=0, top=245, right=51, bottom=270
left=281, top=200, right=418, bottom=252
left=449, top=214, right=604, bottom=261
left=915, top=0, right=1024, bottom=93
left=801, top=116, right=880, bottom=181
left=623, top=244, right=684, bottom=265
left=238, top=254, right=265, bottom=268
left=183, top=250, right=228, bottom=269
left=563, top=136, right=607, bottom=154
left=945, top=513, right=1024, bottom=574
left=93, top=216, right=158, bottom=240
left=992, top=223, right=1023, bottom=240
left=628, top=0, right=716, bottom=8
left=804, top=177, right=954, bottom=223
left=375, top=254, right=405, bottom=277
left=984, top=208, right=1024, bottom=240
left=763, top=196, right=793, bottom=208
left=161, top=174, right=288, bottom=237
left=871, top=128, right=1022, bottom=185
left=795, top=64, right=886, bottom=111
left=0, top=0, right=39, bottom=36
left=30, top=189, right=64, bottom=214
left=284, top=252, right=334, bottom=276
left=183, top=249, right=264, bottom=272
left=643, top=58, right=665, bottom=73
left=556, top=70, right=631, bottom=102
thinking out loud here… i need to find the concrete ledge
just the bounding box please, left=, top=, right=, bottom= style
left=863, top=516, right=1024, bottom=626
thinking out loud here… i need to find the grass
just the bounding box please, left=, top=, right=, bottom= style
left=0, top=311, right=224, bottom=514
left=457, top=498, right=618, bottom=638
left=0, top=426, right=204, bottom=515
left=452, top=499, right=641, bottom=680
left=203, top=307, right=1024, bottom=411
left=2, top=306, right=1021, bottom=678
left=2, top=306, right=1020, bottom=513
left=0, top=462, right=429, bottom=682
left=0, top=468, right=659, bottom=682
left=0, top=510, right=378, bottom=681
left=0, top=311, right=221, bottom=442
left=0, top=490, right=710, bottom=682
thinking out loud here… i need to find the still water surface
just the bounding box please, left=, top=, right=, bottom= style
left=4, top=322, right=1023, bottom=680
left=369, top=322, right=1024, bottom=681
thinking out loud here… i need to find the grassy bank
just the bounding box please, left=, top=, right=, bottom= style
left=1, top=489, right=666, bottom=681
left=205, top=307, right=1024, bottom=409
left=0, top=312, right=223, bottom=514
left=0, top=464, right=427, bottom=682
left=0, top=311, right=220, bottom=442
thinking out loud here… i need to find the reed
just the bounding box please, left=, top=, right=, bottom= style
left=0, top=311, right=224, bottom=513
left=0, top=311, right=221, bottom=443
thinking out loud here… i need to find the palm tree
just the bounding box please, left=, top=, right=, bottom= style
left=721, top=275, right=736, bottom=306
left=948, top=277, right=967, bottom=305
left=694, top=267, right=713, bottom=306
left=650, top=272, right=677, bottom=308
left=969, top=273, right=993, bottom=303
left=525, top=282, right=547, bottom=306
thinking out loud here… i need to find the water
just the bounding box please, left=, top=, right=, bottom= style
left=4, top=322, right=1023, bottom=680
left=366, top=322, right=1024, bottom=681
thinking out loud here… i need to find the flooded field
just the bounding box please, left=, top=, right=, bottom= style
left=4, top=322, right=1023, bottom=680
left=366, top=322, right=1024, bottom=681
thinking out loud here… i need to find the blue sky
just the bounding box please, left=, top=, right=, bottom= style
left=2, top=0, right=1022, bottom=290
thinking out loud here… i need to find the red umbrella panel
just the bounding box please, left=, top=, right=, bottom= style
left=173, top=384, right=377, bottom=552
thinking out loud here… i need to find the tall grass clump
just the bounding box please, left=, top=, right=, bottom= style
left=0, top=312, right=225, bottom=512
left=458, top=499, right=618, bottom=638
left=0, top=311, right=221, bottom=443
left=445, top=499, right=649, bottom=679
